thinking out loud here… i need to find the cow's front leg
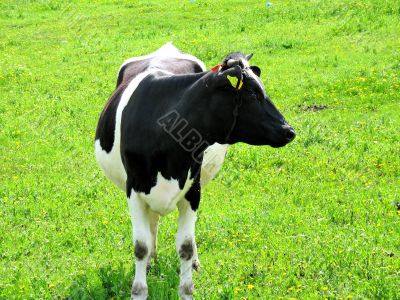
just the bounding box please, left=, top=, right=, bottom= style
left=176, top=199, right=198, bottom=299
left=128, top=193, right=152, bottom=300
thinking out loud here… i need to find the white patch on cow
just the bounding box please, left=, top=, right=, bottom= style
left=201, top=143, right=228, bottom=187
left=95, top=70, right=156, bottom=191
left=95, top=139, right=126, bottom=190
left=139, top=171, right=194, bottom=216
left=120, top=42, right=206, bottom=73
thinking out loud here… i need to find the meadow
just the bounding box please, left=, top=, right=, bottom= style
left=0, top=0, right=399, bottom=299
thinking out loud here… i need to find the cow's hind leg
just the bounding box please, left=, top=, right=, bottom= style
left=128, top=192, right=152, bottom=300
left=147, top=211, right=160, bottom=272
left=176, top=199, right=197, bottom=299
left=191, top=242, right=201, bottom=272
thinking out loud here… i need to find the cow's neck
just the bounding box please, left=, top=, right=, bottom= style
left=172, top=73, right=233, bottom=147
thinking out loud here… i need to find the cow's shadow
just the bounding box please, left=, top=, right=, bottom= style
left=66, top=257, right=180, bottom=299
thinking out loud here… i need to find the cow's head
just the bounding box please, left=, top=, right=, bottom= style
left=208, top=52, right=295, bottom=148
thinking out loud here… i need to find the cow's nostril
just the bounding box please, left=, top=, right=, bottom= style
left=285, top=128, right=296, bottom=141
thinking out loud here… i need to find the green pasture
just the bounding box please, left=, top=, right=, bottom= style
left=0, top=0, right=399, bottom=299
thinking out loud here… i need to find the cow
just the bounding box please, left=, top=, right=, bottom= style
left=94, top=42, right=295, bottom=299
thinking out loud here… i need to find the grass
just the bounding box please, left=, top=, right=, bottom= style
left=0, top=0, right=399, bottom=299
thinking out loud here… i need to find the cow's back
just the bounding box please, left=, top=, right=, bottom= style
left=117, top=57, right=204, bottom=87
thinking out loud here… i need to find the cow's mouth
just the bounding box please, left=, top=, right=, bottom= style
left=270, top=138, right=295, bottom=148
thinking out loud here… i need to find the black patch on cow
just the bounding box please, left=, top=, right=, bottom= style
left=121, top=71, right=208, bottom=206
left=250, top=65, right=261, bottom=77
left=185, top=179, right=201, bottom=211
left=95, top=83, right=126, bottom=153
left=179, top=238, right=194, bottom=261
left=97, top=57, right=204, bottom=154
left=185, top=162, right=202, bottom=211
left=134, top=240, right=148, bottom=260
left=96, top=59, right=154, bottom=152
left=120, top=71, right=213, bottom=205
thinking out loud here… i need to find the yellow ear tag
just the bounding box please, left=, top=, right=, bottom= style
left=227, top=75, right=239, bottom=89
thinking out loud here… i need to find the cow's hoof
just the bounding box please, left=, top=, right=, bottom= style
left=131, top=281, right=148, bottom=300
left=179, top=282, right=194, bottom=300
left=192, top=259, right=201, bottom=272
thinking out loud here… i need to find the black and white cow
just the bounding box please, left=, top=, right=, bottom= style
left=95, top=42, right=295, bottom=299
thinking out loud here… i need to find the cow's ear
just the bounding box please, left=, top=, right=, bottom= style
left=220, top=65, right=243, bottom=90
left=250, top=66, right=261, bottom=77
